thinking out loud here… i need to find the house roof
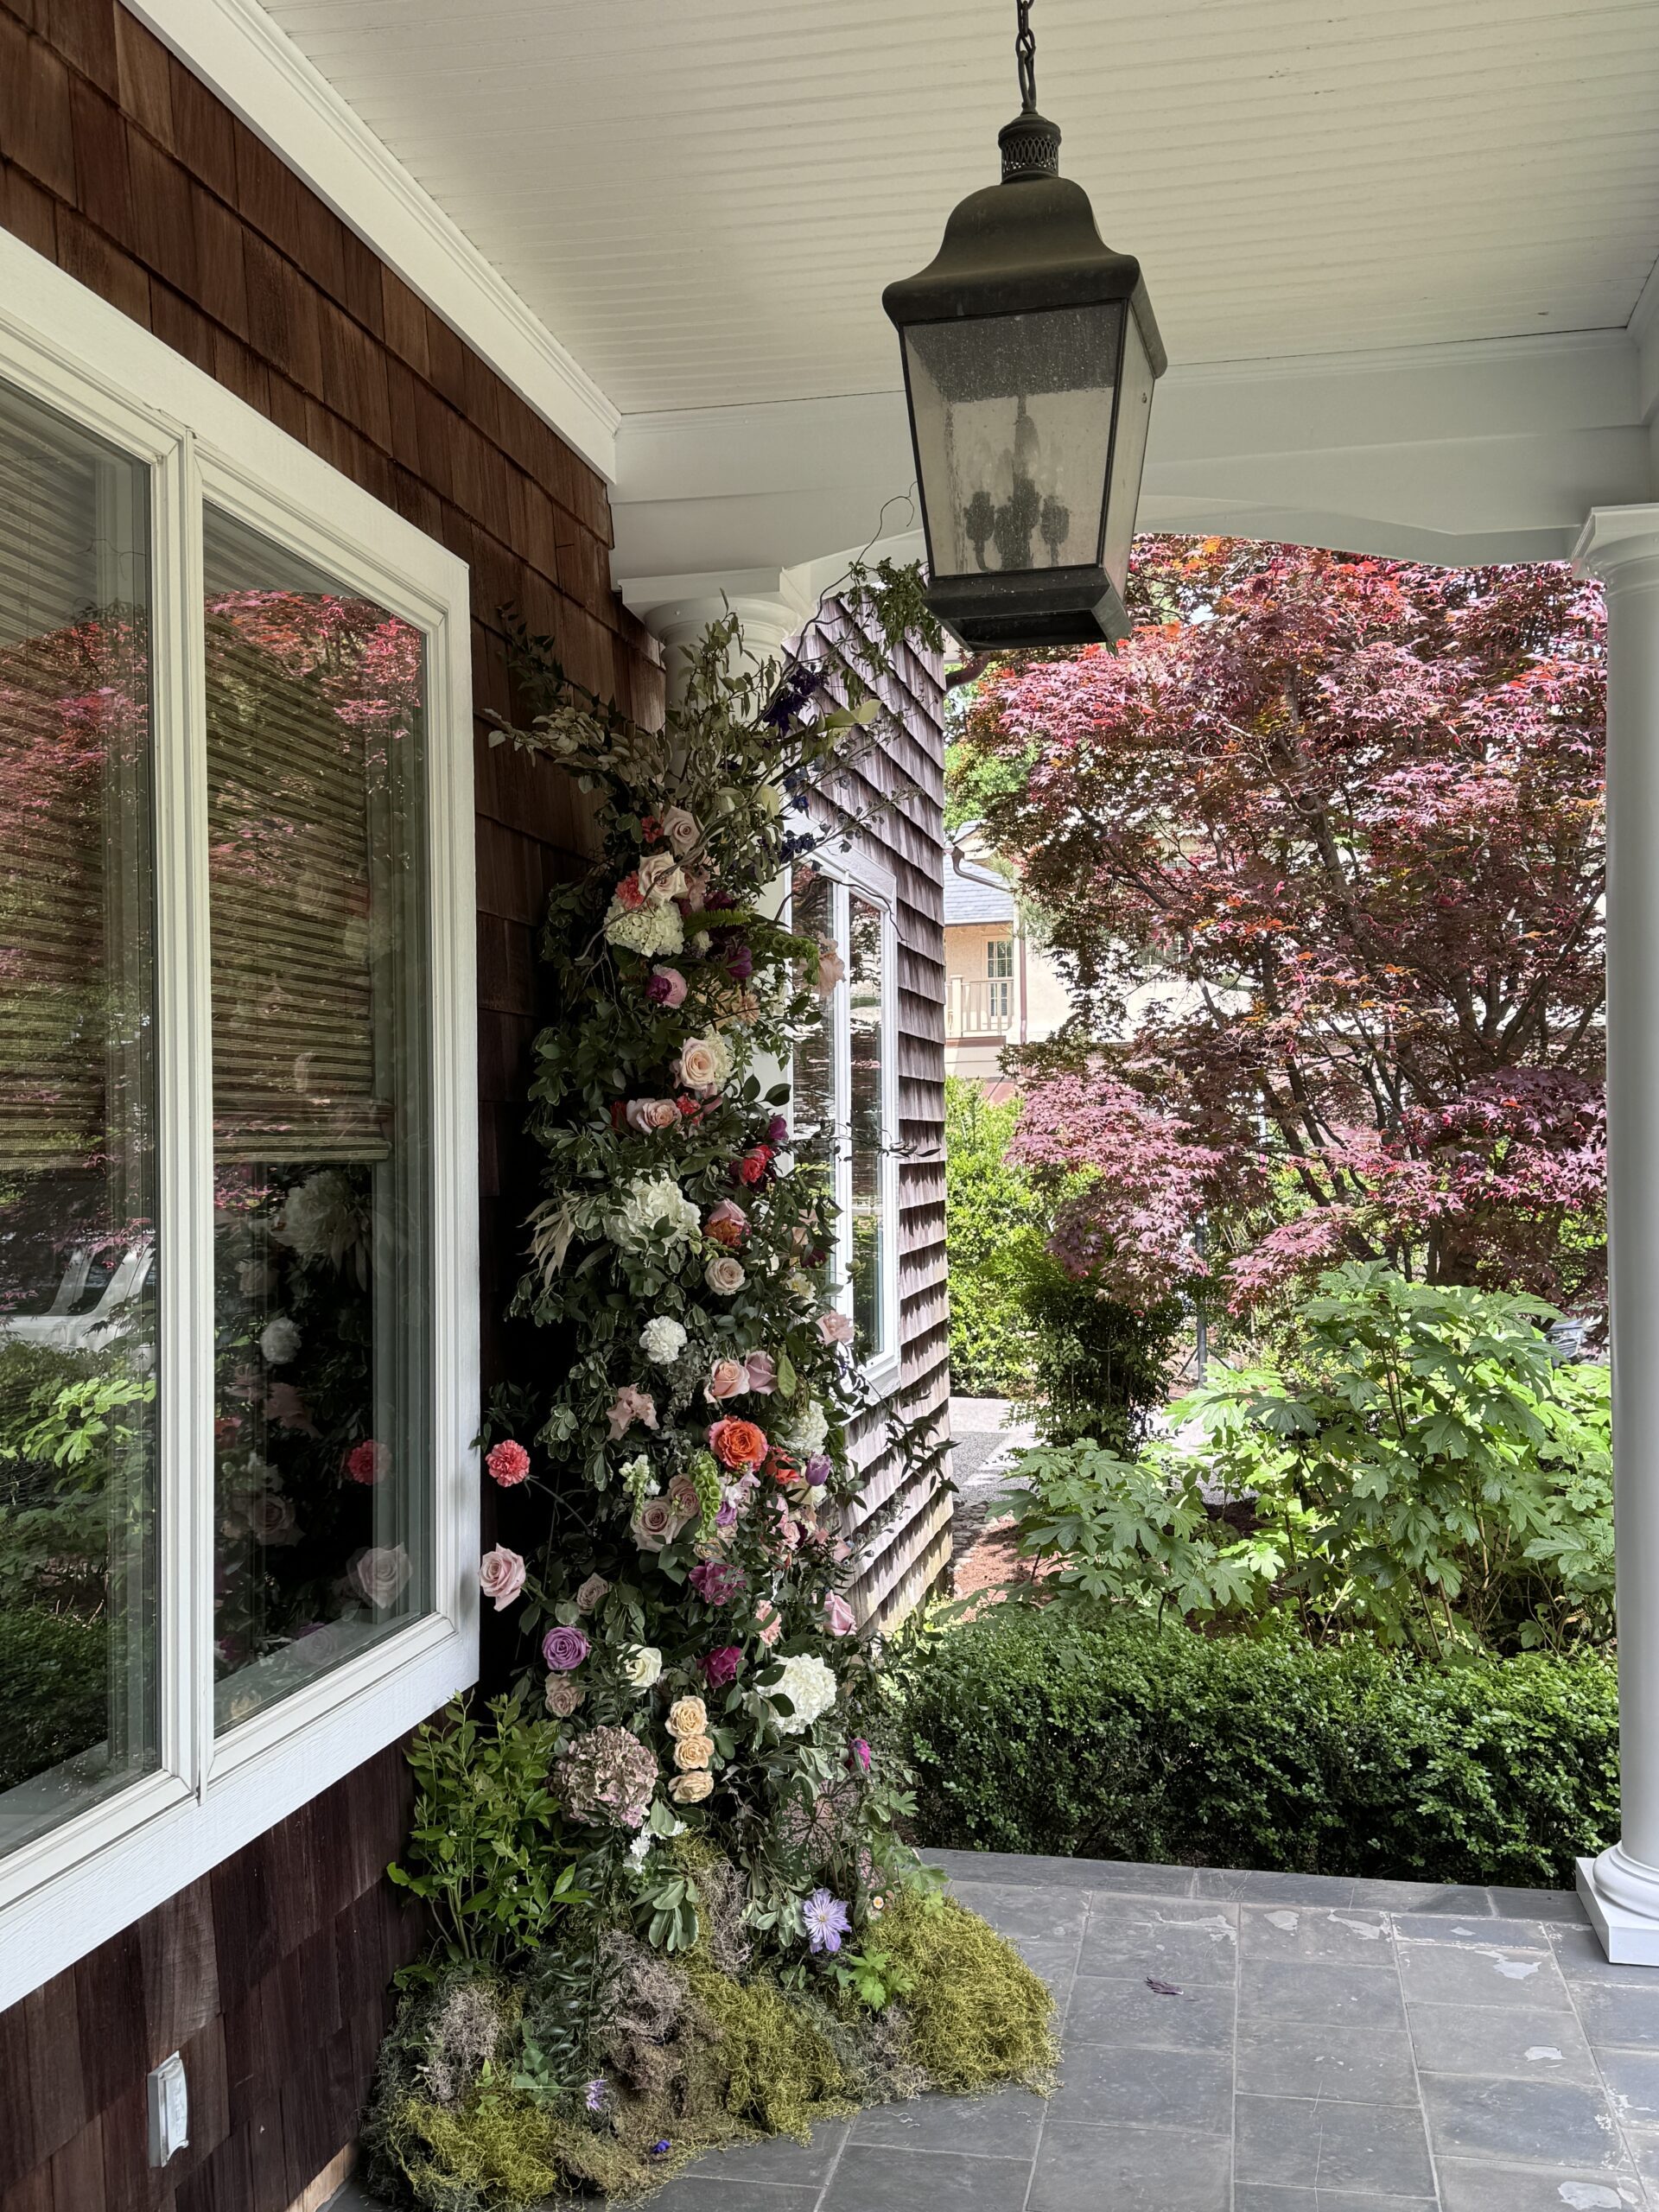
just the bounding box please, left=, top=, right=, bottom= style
left=944, top=861, right=1016, bottom=927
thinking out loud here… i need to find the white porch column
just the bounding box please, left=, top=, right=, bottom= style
left=620, top=565, right=817, bottom=706
left=1577, top=505, right=1659, bottom=1961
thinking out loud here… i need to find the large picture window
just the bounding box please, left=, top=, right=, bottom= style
left=789, top=854, right=899, bottom=1376
left=0, top=238, right=476, bottom=2005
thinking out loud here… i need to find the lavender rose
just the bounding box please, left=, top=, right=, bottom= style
left=543, top=1624, right=590, bottom=1672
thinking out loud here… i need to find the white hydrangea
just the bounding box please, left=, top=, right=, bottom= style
left=258, top=1314, right=301, bottom=1364
left=766, top=1652, right=838, bottom=1737
left=604, top=898, right=684, bottom=958
left=610, top=1173, right=701, bottom=1255
left=640, top=1315, right=688, bottom=1363
left=782, top=1398, right=830, bottom=1454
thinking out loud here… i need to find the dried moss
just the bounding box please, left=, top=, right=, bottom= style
left=683, top=1955, right=856, bottom=2139
left=880, top=1891, right=1058, bottom=2093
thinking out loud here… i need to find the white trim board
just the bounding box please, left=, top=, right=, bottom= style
left=128, top=0, right=620, bottom=480
left=0, top=225, right=480, bottom=2009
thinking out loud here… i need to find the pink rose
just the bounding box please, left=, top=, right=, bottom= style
left=706, top=1357, right=748, bottom=1402
left=744, top=1351, right=779, bottom=1395
left=265, top=1382, right=316, bottom=1434
left=486, top=1439, right=531, bottom=1486
left=626, top=1097, right=680, bottom=1134
left=824, top=1592, right=856, bottom=1637
left=479, top=1546, right=527, bottom=1611
left=575, top=1573, right=610, bottom=1613
left=632, top=1493, right=692, bottom=1552
left=753, top=1598, right=784, bottom=1648
left=648, top=965, right=689, bottom=1008
left=607, top=1385, right=658, bottom=1440
left=817, top=1310, right=855, bottom=1347
left=351, top=1544, right=411, bottom=1610
left=345, top=1439, right=391, bottom=1485
left=661, top=805, right=701, bottom=855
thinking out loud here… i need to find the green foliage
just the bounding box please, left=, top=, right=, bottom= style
left=944, top=735, right=1036, bottom=836
left=897, top=1604, right=1618, bottom=1888
left=997, top=1265, right=1612, bottom=1656
left=1007, top=1240, right=1182, bottom=1452
left=942, top=1079, right=1045, bottom=1396
left=388, top=1694, right=586, bottom=1973
left=0, top=1607, right=108, bottom=1791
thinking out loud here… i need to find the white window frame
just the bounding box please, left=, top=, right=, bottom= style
left=0, top=230, right=479, bottom=2009
left=787, top=830, right=902, bottom=1397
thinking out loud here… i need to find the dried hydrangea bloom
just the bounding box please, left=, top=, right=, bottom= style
left=556, top=1723, right=659, bottom=1830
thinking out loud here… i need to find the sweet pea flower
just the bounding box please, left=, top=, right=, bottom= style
left=479, top=1546, right=527, bottom=1611
left=647, top=965, right=688, bottom=1008
left=823, top=1591, right=856, bottom=1637
left=849, top=1737, right=873, bottom=1774
left=804, top=1452, right=832, bottom=1488
left=744, top=1351, right=779, bottom=1395
left=607, top=1385, right=659, bottom=1440
left=766, top=1116, right=790, bottom=1147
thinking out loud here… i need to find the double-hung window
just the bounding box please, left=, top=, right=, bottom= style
left=788, top=847, right=900, bottom=1385
left=0, top=236, right=477, bottom=2005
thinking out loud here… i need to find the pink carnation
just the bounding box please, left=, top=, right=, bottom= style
left=486, top=1439, right=531, bottom=1487
left=345, top=1439, right=391, bottom=1485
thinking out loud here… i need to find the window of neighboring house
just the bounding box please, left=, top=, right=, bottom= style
left=0, top=237, right=477, bottom=2005
left=987, top=935, right=1014, bottom=1027
left=788, top=853, right=899, bottom=1376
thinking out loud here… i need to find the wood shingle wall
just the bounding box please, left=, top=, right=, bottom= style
left=798, top=597, right=953, bottom=1630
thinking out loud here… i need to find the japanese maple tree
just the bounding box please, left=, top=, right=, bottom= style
left=957, top=537, right=1606, bottom=1313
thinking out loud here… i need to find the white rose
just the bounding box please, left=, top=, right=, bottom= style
left=259, top=1314, right=302, bottom=1364
left=677, top=1034, right=734, bottom=1092
left=705, top=1254, right=747, bottom=1296
left=661, top=806, right=700, bottom=855
left=637, top=851, right=688, bottom=903
left=350, top=1544, right=412, bottom=1611
left=620, top=1644, right=663, bottom=1690
left=640, top=1315, right=688, bottom=1363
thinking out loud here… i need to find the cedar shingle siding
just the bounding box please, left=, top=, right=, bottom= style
left=0, top=5, right=658, bottom=2203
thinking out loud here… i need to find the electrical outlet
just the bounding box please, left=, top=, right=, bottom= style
left=146, top=2051, right=188, bottom=2166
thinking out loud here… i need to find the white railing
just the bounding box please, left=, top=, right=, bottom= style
left=946, top=976, right=1014, bottom=1037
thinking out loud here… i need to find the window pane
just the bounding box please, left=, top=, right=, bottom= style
left=791, top=861, right=836, bottom=1177
left=848, top=893, right=887, bottom=1358
left=987, top=936, right=1014, bottom=1023
left=0, top=379, right=158, bottom=1857
left=204, top=508, right=431, bottom=1732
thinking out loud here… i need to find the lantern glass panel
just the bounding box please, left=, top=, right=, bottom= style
left=1101, top=311, right=1154, bottom=597
left=904, top=302, right=1123, bottom=581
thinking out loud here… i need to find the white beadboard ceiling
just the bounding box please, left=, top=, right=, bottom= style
left=258, top=0, right=1659, bottom=417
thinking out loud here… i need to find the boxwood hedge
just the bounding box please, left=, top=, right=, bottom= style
left=894, top=1606, right=1618, bottom=1889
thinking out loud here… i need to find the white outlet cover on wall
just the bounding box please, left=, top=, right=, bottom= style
left=147, top=2050, right=189, bottom=2166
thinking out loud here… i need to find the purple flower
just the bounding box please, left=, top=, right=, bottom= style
left=802, top=1887, right=852, bottom=1955
left=585, top=2078, right=608, bottom=2113
left=849, top=1738, right=872, bottom=1774
left=701, top=1644, right=743, bottom=1688
left=690, top=1559, right=747, bottom=1605
left=766, top=1116, right=790, bottom=1147
left=650, top=2139, right=672, bottom=2158
left=707, top=889, right=739, bottom=912
left=725, top=942, right=754, bottom=982
left=804, top=1453, right=832, bottom=1489
left=543, top=1624, right=590, bottom=1673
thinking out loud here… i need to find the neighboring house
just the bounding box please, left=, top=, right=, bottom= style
left=0, top=10, right=945, bottom=2205
left=943, top=826, right=1071, bottom=1097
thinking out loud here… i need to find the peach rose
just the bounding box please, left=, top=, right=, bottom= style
left=626, top=1097, right=680, bottom=1134
left=670, top=1770, right=713, bottom=1804
left=709, top=1417, right=768, bottom=1471
left=706, top=1357, right=747, bottom=1402
left=672, top=1734, right=715, bottom=1771
left=666, top=1694, right=708, bottom=1738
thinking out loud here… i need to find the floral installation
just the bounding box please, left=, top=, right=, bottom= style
left=365, top=578, right=1052, bottom=2209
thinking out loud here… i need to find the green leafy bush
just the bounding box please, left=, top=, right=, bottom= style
left=0, top=1607, right=109, bottom=1791
left=1000, top=1265, right=1612, bottom=1655
left=1006, top=1241, right=1181, bottom=1452
left=894, top=1605, right=1618, bottom=1888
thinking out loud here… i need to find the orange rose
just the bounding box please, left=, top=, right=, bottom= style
left=709, top=1417, right=768, bottom=1471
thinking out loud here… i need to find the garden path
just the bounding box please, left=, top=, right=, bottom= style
left=332, top=1847, right=1659, bottom=2211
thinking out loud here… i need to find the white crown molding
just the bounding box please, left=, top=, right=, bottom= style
left=129, top=0, right=620, bottom=480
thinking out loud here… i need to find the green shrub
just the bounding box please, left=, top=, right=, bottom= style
left=943, top=1079, right=1045, bottom=1396
left=0, top=1607, right=109, bottom=1790
left=896, top=1605, right=1618, bottom=1888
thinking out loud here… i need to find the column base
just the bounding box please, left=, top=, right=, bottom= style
left=1577, top=1848, right=1659, bottom=1963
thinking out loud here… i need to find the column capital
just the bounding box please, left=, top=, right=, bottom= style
left=618, top=565, right=817, bottom=661
left=1573, top=504, right=1659, bottom=581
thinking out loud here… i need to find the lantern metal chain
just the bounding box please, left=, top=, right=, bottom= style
left=1015, top=0, right=1038, bottom=113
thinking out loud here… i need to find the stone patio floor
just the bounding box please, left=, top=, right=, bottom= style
left=335, top=1845, right=1659, bottom=2212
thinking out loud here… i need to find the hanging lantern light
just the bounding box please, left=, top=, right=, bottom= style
left=883, top=0, right=1166, bottom=651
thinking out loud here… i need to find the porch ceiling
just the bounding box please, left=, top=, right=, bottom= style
left=153, top=0, right=1659, bottom=572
